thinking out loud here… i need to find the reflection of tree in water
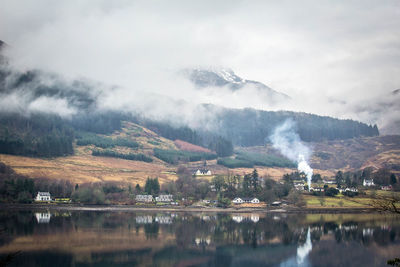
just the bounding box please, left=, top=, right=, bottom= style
left=1, top=211, right=400, bottom=266
left=144, top=223, right=159, bottom=240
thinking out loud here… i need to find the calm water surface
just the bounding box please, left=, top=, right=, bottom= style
left=0, top=209, right=399, bottom=266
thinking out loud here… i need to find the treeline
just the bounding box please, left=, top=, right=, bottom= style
left=217, top=151, right=296, bottom=168
left=76, top=131, right=139, bottom=149
left=92, top=149, right=153, bottom=162
left=160, top=167, right=300, bottom=206
left=0, top=161, right=138, bottom=204
left=334, top=168, right=398, bottom=188
left=69, top=112, right=126, bottom=134
left=0, top=162, right=73, bottom=203
left=0, top=113, right=74, bottom=157
left=154, top=148, right=217, bottom=164
left=212, top=107, right=379, bottom=146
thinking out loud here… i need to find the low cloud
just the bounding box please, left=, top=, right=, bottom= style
left=0, top=1, right=399, bottom=134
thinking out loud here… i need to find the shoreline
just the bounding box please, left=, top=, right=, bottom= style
left=0, top=203, right=380, bottom=214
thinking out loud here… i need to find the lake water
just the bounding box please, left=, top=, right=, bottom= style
left=0, top=208, right=399, bottom=267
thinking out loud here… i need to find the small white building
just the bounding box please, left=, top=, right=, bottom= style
left=35, top=192, right=51, bottom=202
left=310, top=187, right=324, bottom=192
left=135, top=195, right=153, bottom=202
left=232, top=197, right=244, bottom=204
left=344, top=187, right=358, bottom=193
left=246, top=198, right=260, bottom=204
left=363, top=179, right=375, bottom=187
left=194, top=169, right=212, bottom=176
left=294, top=182, right=305, bottom=191
left=155, top=194, right=173, bottom=202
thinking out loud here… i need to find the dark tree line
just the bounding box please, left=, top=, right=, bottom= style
left=76, top=131, right=139, bottom=149
left=0, top=113, right=74, bottom=157
left=0, top=162, right=73, bottom=203
left=92, top=149, right=153, bottom=162
left=153, top=149, right=217, bottom=164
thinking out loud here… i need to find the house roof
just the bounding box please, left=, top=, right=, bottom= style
left=37, top=192, right=50, bottom=196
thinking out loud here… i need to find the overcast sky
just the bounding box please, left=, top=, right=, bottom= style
left=1, top=0, right=400, bottom=133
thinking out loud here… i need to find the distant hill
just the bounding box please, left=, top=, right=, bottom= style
left=206, top=105, right=379, bottom=146
left=183, top=68, right=290, bottom=104
left=0, top=48, right=379, bottom=150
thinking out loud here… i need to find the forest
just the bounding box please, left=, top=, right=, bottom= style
left=212, top=107, right=379, bottom=146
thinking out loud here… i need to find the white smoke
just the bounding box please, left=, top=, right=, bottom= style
left=269, top=119, right=313, bottom=191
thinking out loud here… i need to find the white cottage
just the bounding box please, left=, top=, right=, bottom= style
left=363, top=179, right=375, bottom=187
left=155, top=195, right=174, bottom=202
left=35, top=192, right=51, bottom=202
left=194, top=169, right=212, bottom=176
left=232, top=197, right=244, bottom=204
left=135, top=195, right=153, bottom=202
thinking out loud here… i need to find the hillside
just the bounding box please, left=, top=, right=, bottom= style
left=0, top=119, right=338, bottom=185
left=243, top=135, right=400, bottom=174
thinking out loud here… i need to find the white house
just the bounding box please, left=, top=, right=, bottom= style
left=344, top=187, right=358, bottom=193
left=232, top=197, right=244, bottom=204
left=194, top=169, right=212, bottom=176
left=243, top=197, right=260, bottom=203
left=135, top=195, right=153, bottom=202
left=363, top=179, right=375, bottom=187
left=310, top=187, right=324, bottom=192
left=155, top=195, right=173, bottom=202
left=35, top=192, right=51, bottom=202
left=294, top=182, right=305, bottom=191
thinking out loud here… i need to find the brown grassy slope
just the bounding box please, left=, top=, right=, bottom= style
left=0, top=121, right=181, bottom=185
left=4, top=121, right=388, bottom=185
left=174, top=139, right=213, bottom=153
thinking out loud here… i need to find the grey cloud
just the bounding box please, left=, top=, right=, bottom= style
left=0, top=0, right=399, bottom=133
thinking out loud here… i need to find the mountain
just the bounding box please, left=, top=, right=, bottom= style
left=183, top=68, right=290, bottom=104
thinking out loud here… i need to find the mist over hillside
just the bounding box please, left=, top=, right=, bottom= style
left=0, top=50, right=379, bottom=158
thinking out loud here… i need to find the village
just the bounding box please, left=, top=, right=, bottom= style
left=32, top=166, right=398, bottom=210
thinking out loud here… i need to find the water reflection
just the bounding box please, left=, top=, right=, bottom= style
left=0, top=210, right=399, bottom=266
left=296, top=228, right=312, bottom=265
left=35, top=212, right=51, bottom=224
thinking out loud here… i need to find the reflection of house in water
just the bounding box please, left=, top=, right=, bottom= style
left=35, top=212, right=51, bottom=223
left=194, top=237, right=211, bottom=246
left=232, top=214, right=260, bottom=223
left=135, top=215, right=153, bottom=224
left=154, top=216, right=172, bottom=224
left=232, top=215, right=244, bottom=223
left=363, top=228, right=374, bottom=237
left=136, top=215, right=176, bottom=224
left=339, top=224, right=358, bottom=232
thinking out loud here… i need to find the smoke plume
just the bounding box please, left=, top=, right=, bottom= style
left=269, top=119, right=313, bottom=190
